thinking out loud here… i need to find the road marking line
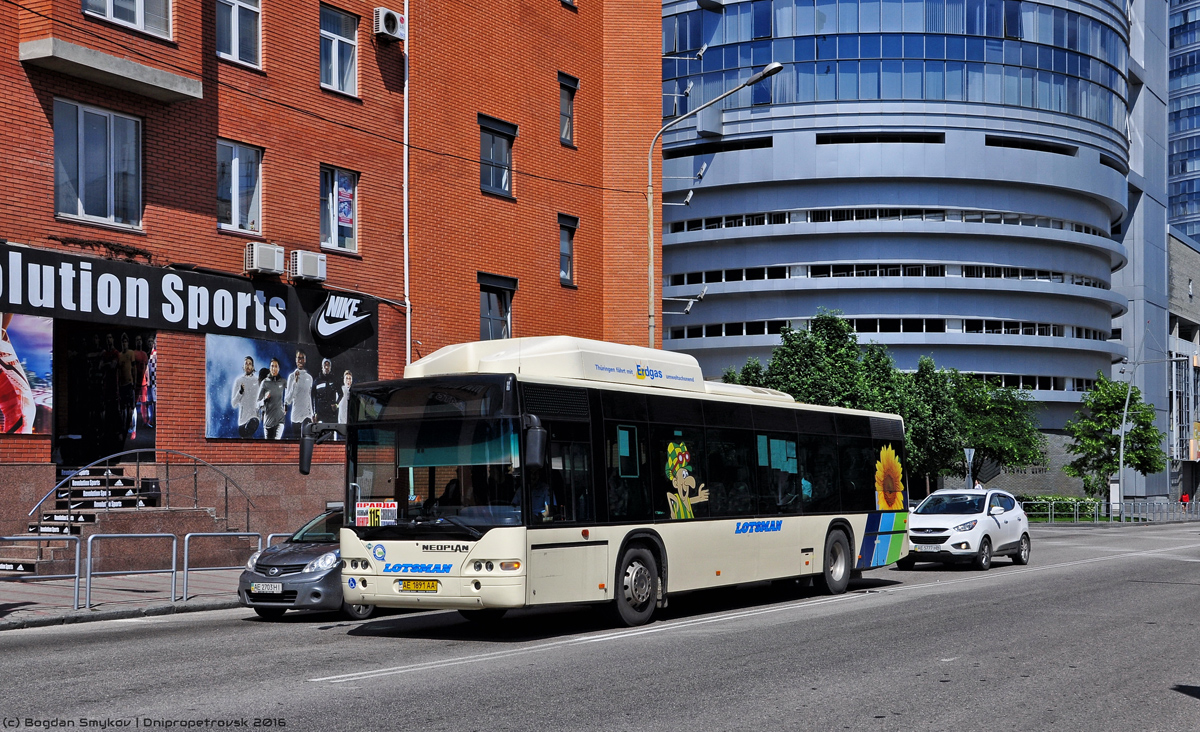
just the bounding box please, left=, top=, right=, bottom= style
left=310, top=540, right=1200, bottom=685
left=310, top=594, right=860, bottom=683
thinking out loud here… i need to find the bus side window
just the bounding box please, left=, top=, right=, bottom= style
left=652, top=424, right=707, bottom=520
left=606, top=421, right=651, bottom=522
left=705, top=428, right=757, bottom=517
left=799, top=433, right=840, bottom=513
left=837, top=436, right=876, bottom=512
left=756, top=433, right=802, bottom=515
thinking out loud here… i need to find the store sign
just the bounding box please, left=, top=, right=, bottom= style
left=311, top=292, right=374, bottom=343
left=0, top=243, right=376, bottom=349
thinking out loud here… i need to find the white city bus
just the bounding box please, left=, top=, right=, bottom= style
left=305, top=336, right=909, bottom=627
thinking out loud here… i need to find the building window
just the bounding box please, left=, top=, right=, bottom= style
left=217, top=141, right=262, bottom=233
left=478, top=272, right=517, bottom=340
left=53, top=99, right=141, bottom=227
left=320, top=167, right=357, bottom=251
left=216, top=0, right=260, bottom=66
left=479, top=114, right=517, bottom=197
left=84, top=0, right=170, bottom=37
left=320, top=6, right=357, bottom=95
left=558, top=213, right=578, bottom=285
left=559, top=72, right=578, bottom=145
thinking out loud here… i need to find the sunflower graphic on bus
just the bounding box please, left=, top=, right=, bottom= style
left=665, top=441, right=709, bottom=519
left=875, top=444, right=905, bottom=510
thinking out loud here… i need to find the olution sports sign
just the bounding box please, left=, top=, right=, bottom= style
left=1, top=243, right=377, bottom=349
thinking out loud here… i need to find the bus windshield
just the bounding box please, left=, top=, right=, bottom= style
left=348, top=418, right=522, bottom=537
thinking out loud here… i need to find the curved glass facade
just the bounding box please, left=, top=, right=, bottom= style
left=663, top=0, right=1127, bottom=131
left=660, top=0, right=1133, bottom=430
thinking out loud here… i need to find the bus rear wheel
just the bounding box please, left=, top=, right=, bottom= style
left=614, top=546, right=659, bottom=627
left=816, top=530, right=851, bottom=595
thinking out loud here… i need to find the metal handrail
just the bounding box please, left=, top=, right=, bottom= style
left=85, top=533, right=177, bottom=609
left=0, top=536, right=81, bottom=610
left=27, top=449, right=256, bottom=532
left=267, top=533, right=292, bottom=546
left=181, top=532, right=262, bottom=600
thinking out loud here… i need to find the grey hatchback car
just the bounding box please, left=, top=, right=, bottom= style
left=238, top=510, right=375, bottom=620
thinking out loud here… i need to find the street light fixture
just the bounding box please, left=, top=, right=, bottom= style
left=645, top=61, right=783, bottom=349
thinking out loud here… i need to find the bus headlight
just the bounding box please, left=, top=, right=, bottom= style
left=245, top=551, right=262, bottom=572
left=304, top=551, right=339, bottom=573
left=500, top=561, right=520, bottom=571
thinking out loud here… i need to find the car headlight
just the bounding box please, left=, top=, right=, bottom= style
left=245, top=550, right=262, bottom=572
left=953, top=520, right=978, bottom=532
left=303, top=551, right=339, bottom=573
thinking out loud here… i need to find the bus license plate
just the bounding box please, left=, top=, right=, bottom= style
left=251, top=583, right=283, bottom=593
left=400, top=580, right=438, bottom=593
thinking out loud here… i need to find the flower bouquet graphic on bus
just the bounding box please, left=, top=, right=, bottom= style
left=875, top=444, right=905, bottom=511
left=665, top=441, right=708, bottom=519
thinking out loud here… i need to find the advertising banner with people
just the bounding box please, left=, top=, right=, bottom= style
left=204, top=334, right=377, bottom=440
left=1, top=313, right=53, bottom=434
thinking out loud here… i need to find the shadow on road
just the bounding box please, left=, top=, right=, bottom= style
left=340, top=577, right=901, bottom=643
left=1172, top=685, right=1200, bottom=700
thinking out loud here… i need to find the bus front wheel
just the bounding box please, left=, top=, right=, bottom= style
left=816, top=530, right=851, bottom=595
left=614, top=546, right=659, bottom=627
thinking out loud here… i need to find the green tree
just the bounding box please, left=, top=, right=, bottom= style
left=723, top=357, right=766, bottom=387
left=1063, top=373, right=1167, bottom=498
left=949, top=372, right=1046, bottom=477
left=761, top=310, right=864, bottom=408
left=905, top=356, right=965, bottom=495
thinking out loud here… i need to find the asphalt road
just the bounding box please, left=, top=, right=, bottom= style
left=3, top=523, right=1200, bottom=732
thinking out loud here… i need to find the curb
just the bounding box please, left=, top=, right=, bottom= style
left=0, top=598, right=243, bottom=632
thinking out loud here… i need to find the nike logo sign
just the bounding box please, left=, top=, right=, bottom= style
left=316, top=311, right=370, bottom=337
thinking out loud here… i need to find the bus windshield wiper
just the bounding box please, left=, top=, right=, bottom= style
left=436, top=515, right=483, bottom=539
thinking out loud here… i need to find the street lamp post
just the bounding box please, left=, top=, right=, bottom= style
left=646, top=62, right=782, bottom=349
left=1116, top=356, right=1188, bottom=506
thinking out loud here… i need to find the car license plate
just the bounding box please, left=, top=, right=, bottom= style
left=400, top=580, right=438, bottom=593
left=912, top=545, right=939, bottom=553
left=251, top=582, right=283, bottom=593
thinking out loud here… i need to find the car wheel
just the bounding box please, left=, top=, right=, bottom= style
left=896, top=556, right=916, bottom=571
left=253, top=607, right=286, bottom=620
left=973, top=537, right=992, bottom=571
left=457, top=608, right=508, bottom=623
left=613, top=546, right=659, bottom=627
left=341, top=602, right=376, bottom=620
left=815, top=530, right=851, bottom=595
left=1013, top=534, right=1031, bottom=565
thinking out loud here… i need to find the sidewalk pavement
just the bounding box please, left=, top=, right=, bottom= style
left=0, top=568, right=245, bottom=632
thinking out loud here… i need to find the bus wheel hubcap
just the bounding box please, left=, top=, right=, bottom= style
left=624, top=562, right=652, bottom=606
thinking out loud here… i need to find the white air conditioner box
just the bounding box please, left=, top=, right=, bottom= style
left=374, top=7, right=405, bottom=41
left=289, top=250, right=327, bottom=282
left=245, top=242, right=285, bottom=274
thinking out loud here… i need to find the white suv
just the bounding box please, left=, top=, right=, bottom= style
left=898, top=488, right=1031, bottom=571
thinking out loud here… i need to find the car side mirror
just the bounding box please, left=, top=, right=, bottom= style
left=990, top=505, right=1004, bottom=516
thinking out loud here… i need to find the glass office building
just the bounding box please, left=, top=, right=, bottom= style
left=1172, top=2, right=1200, bottom=237
left=661, top=0, right=1168, bottom=495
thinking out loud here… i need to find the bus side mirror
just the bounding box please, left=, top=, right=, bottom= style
left=299, top=423, right=347, bottom=475
left=299, top=433, right=315, bottom=475
left=524, top=415, right=547, bottom=467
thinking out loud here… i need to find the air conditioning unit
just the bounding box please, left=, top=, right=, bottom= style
left=289, top=250, right=327, bottom=282
left=374, top=7, right=405, bottom=41
left=244, top=242, right=285, bottom=275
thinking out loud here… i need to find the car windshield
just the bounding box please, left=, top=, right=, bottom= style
left=915, top=494, right=985, bottom=515
left=290, top=511, right=342, bottom=542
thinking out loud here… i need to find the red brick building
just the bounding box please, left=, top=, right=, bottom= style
left=0, top=0, right=660, bottom=552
